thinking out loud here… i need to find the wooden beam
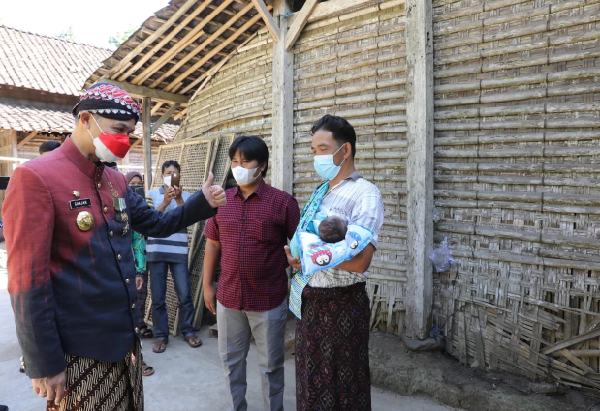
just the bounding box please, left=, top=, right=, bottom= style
left=106, top=0, right=199, bottom=78
left=149, top=1, right=253, bottom=89
left=174, top=108, right=189, bottom=121
left=131, top=27, right=207, bottom=85
left=285, top=0, right=318, bottom=50
left=151, top=104, right=179, bottom=135
left=270, top=0, right=293, bottom=193
left=142, top=97, right=153, bottom=191
left=133, top=0, right=234, bottom=85
left=171, top=30, right=261, bottom=102
left=559, top=349, right=596, bottom=374
left=102, top=79, right=189, bottom=104
left=542, top=328, right=600, bottom=355
left=306, top=0, right=379, bottom=24
left=17, top=131, right=38, bottom=147
left=117, top=0, right=211, bottom=82
left=251, top=0, right=280, bottom=42
left=9, top=130, right=18, bottom=172
left=151, top=102, right=165, bottom=116
left=404, top=0, right=434, bottom=340
left=175, top=13, right=265, bottom=94
left=170, top=33, right=260, bottom=122
left=130, top=138, right=143, bottom=148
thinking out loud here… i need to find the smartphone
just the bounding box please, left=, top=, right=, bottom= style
left=132, top=185, right=145, bottom=198
left=171, top=173, right=180, bottom=188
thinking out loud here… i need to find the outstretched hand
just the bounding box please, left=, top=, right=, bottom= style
left=202, top=172, right=226, bottom=208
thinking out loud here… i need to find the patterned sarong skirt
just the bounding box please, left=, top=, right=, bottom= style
left=47, top=342, right=143, bottom=411
left=295, top=282, right=371, bottom=411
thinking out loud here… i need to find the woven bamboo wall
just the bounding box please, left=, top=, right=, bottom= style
left=176, top=30, right=274, bottom=146
left=432, top=0, right=600, bottom=390
left=292, top=1, right=407, bottom=333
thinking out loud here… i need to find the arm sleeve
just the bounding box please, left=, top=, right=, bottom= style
left=131, top=231, right=146, bottom=273
left=285, top=196, right=300, bottom=240
left=349, top=190, right=385, bottom=247
left=129, top=188, right=217, bottom=238
left=203, top=216, right=220, bottom=242
left=4, top=166, right=66, bottom=378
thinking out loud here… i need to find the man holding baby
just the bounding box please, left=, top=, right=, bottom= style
left=285, top=114, right=385, bottom=411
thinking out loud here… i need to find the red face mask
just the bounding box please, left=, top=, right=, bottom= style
left=88, top=115, right=131, bottom=162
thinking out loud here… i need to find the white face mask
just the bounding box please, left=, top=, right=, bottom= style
left=163, top=175, right=172, bottom=187
left=232, top=166, right=260, bottom=186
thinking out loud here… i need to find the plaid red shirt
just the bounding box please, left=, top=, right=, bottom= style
left=204, top=181, right=300, bottom=311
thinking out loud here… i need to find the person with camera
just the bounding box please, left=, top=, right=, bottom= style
left=147, top=160, right=201, bottom=353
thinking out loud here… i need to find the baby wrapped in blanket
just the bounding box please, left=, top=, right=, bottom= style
left=289, top=213, right=373, bottom=318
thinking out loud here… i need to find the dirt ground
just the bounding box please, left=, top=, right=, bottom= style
left=368, top=332, right=600, bottom=411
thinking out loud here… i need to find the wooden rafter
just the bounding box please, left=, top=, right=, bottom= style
left=133, top=0, right=235, bottom=85
left=250, top=0, right=280, bottom=42
left=151, top=102, right=165, bottom=116
left=285, top=0, right=318, bottom=50
left=17, top=131, right=38, bottom=147
left=149, top=1, right=253, bottom=89
left=142, top=97, right=153, bottom=191
left=169, top=13, right=264, bottom=94
left=130, top=138, right=143, bottom=148
left=117, top=0, right=213, bottom=82
left=103, top=79, right=189, bottom=104
left=151, top=104, right=180, bottom=135
left=172, top=48, right=239, bottom=121
left=106, top=0, right=199, bottom=78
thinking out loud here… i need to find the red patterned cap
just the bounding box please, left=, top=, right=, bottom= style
left=73, top=82, right=141, bottom=122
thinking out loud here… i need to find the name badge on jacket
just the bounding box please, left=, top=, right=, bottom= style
left=69, top=198, right=92, bottom=210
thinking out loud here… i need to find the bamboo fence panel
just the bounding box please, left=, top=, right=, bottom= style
left=147, top=32, right=274, bottom=335
left=144, top=139, right=216, bottom=335
left=292, top=1, right=407, bottom=334
left=189, top=134, right=234, bottom=330
left=432, top=0, right=600, bottom=390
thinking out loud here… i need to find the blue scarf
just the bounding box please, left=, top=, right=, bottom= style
left=289, top=182, right=328, bottom=318
left=290, top=181, right=329, bottom=258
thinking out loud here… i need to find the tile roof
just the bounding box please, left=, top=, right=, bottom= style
left=0, top=26, right=112, bottom=96
left=0, top=99, right=177, bottom=142
left=0, top=99, right=73, bottom=133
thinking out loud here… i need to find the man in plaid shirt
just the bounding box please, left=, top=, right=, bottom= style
left=203, top=136, right=299, bottom=411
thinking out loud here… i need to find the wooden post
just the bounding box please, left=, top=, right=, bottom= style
left=9, top=130, right=17, bottom=172
left=405, top=0, right=434, bottom=339
left=271, top=0, right=293, bottom=193
left=142, top=97, right=153, bottom=192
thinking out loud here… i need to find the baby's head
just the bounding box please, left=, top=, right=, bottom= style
left=318, top=216, right=348, bottom=243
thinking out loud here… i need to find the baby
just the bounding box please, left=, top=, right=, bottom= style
left=318, top=215, right=348, bottom=243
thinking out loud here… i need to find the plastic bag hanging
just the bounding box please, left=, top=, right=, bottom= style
left=430, top=236, right=453, bottom=272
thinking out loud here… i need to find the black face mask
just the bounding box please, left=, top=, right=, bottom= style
left=131, top=185, right=145, bottom=198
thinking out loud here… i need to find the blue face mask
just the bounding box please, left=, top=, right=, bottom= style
left=313, top=144, right=346, bottom=181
